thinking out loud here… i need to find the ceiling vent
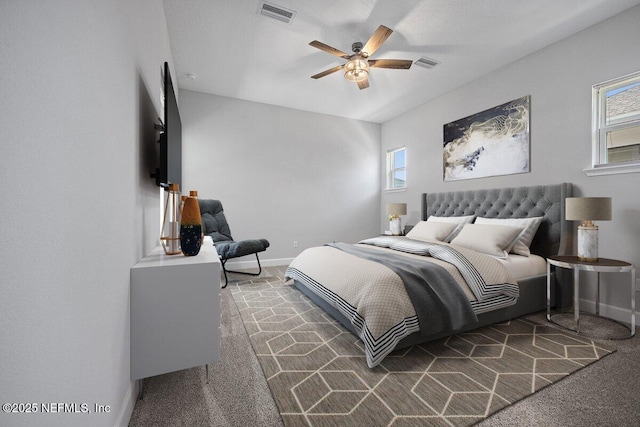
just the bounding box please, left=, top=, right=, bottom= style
left=414, top=57, right=440, bottom=69
left=259, top=2, right=296, bottom=24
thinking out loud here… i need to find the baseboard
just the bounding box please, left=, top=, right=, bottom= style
left=115, top=381, right=137, bottom=427
left=578, top=297, right=635, bottom=325
left=224, top=257, right=294, bottom=270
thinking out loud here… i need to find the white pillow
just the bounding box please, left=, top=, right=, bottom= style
left=450, top=224, right=523, bottom=259
left=474, top=217, right=543, bottom=256
left=406, top=221, right=457, bottom=242
left=426, top=215, right=475, bottom=242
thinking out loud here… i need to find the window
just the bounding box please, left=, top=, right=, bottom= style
left=588, top=71, right=640, bottom=176
left=386, top=147, right=406, bottom=189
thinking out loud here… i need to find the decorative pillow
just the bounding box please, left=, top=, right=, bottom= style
left=405, top=221, right=457, bottom=242
left=474, top=217, right=543, bottom=256
left=426, top=215, right=475, bottom=242
left=450, top=224, right=523, bottom=259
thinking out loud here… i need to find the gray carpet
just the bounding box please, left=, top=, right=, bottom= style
left=129, top=267, right=640, bottom=426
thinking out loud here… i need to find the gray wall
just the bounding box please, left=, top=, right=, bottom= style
left=0, top=1, right=174, bottom=425
left=381, top=5, right=640, bottom=322
left=180, top=90, right=381, bottom=266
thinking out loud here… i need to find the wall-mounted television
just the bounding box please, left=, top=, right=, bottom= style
left=153, top=61, right=182, bottom=188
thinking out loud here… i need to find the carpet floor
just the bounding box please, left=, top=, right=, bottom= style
left=129, top=267, right=640, bottom=427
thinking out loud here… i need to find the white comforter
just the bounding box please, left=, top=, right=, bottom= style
left=285, top=236, right=518, bottom=367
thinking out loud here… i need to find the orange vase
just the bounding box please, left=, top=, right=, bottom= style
left=180, top=195, right=202, bottom=256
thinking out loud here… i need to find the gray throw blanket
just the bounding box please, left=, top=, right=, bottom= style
left=326, top=243, right=478, bottom=336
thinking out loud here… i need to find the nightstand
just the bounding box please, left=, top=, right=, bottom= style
left=546, top=255, right=635, bottom=339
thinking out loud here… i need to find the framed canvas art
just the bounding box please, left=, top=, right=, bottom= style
left=443, top=95, right=530, bottom=181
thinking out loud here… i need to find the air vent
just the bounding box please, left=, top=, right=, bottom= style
left=414, top=57, right=440, bottom=69
left=259, top=2, right=296, bottom=24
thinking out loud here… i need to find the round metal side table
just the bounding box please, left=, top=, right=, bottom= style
left=546, top=255, right=635, bottom=339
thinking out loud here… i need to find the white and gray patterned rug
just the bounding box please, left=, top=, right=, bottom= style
left=229, top=271, right=615, bottom=427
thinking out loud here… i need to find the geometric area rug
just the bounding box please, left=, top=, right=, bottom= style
left=230, top=273, right=616, bottom=427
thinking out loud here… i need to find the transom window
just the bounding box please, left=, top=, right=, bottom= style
left=386, top=147, right=406, bottom=189
left=588, top=71, right=640, bottom=175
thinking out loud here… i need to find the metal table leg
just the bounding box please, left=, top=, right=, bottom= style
left=574, top=268, right=580, bottom=332
left=631, top=268, right=636, bottom=337
left=546, top=260, right=552, bottom=321
left=137, top=378, right=144, bottom=400
left=596, top=271, right=600, bottom=317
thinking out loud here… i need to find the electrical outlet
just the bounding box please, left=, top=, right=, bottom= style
left=293, top=241, right=298, bottom=248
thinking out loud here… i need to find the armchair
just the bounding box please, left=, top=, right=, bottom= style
left=198, top=199, right=270, bottom=288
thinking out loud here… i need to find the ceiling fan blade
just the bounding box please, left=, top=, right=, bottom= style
left=362, top=25, right=393, bottom=57
left=309, top=40, right=350, bottom=59
left=368, top=59, right=413, bottom=69
left=311, top=65, right=344, bottom=79
left=357, top=78, right=370, bottom=90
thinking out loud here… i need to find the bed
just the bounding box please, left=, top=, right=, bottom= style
left=285, top=183, right=573, bottom=367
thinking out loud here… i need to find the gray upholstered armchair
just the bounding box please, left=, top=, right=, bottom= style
left=198, top=199, right=270, bottom=288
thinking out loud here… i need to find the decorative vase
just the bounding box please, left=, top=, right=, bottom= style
left=180, top=194, right=202, bottom=256
left=160, top=183, right=181, bottom=255
left=189, top=190, right=204, bottom=246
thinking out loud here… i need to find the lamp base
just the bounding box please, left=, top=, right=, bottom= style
left=577, top=224, right=598, bottom=262
left=390, top=218, right=402, bottom=236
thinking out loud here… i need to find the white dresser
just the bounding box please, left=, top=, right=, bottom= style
left=130, top=243, right=221, bottom=382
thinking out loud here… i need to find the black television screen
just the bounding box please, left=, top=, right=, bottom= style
left=155, top=61, right=182, bottom=188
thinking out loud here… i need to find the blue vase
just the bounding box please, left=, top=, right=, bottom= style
left=180, top=196, right=202, bottom=256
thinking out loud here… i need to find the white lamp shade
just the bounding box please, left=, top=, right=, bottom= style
left=386, top=203, right=407, bottom=217
left=566, top=197, right=611, bottom=221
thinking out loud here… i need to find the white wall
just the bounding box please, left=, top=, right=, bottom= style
left=0, top=1, right=174, bottom=426
left=382, top=5, right=640, bottom=320
left=180, top=90, right=381, bottom=266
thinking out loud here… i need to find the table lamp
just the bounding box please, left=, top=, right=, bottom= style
left=386, top=203, right=407, bottom=235
left=565, top=197, right=611, bottom=262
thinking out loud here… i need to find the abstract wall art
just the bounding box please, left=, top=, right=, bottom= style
left=443, top=95, right=530, bottom=181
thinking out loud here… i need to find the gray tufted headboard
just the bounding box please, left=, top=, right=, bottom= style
left=421, top=183, right=573, bottom=259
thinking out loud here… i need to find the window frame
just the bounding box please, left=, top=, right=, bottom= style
left=385, top=146, right=406, bottom=191
left=586, top=71, right=640, bottom=176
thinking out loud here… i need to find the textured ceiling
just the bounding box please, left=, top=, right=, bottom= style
left=163, top=0, right=640, bottom=123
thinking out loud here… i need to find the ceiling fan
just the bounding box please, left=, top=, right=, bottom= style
left=309, top=25, right=413, bottom=90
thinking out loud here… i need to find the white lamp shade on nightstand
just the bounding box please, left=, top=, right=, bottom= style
left=386, top=203, right=407, bottom=217
left=566, top=197, right=612, bottom=262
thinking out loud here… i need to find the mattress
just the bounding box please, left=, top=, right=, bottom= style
left=498, top=253, right=547, bottom=280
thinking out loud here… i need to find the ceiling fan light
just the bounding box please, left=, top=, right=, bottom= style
left=344, top=69, right=369, bottom=82
left=344, top=56, right=369, bottom=82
